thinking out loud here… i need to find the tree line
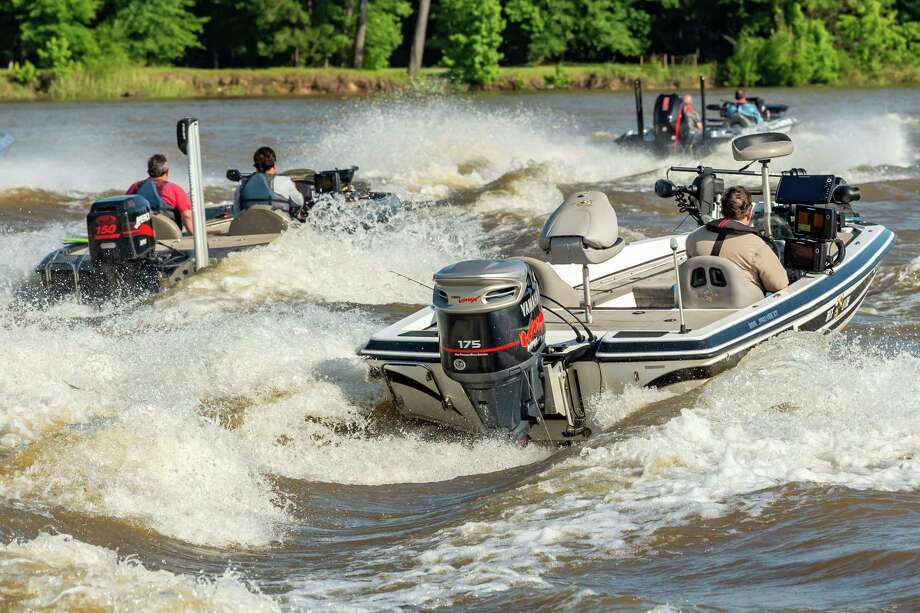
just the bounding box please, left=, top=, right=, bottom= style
left=2, top=0, right=918, bottom=87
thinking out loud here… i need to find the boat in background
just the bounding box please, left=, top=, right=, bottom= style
left=616, top=76, right=798, bottom=157
left=19, top=120, right=399, bottom=305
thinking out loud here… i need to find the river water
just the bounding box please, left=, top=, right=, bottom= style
left=0, top=88, right=918, bottom=611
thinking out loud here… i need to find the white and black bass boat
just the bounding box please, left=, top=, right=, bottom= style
left=360, top=133, right=894, bottom=444
left=616, top=77, right=798, bottom=157
left=20, top=120, right=398, bottom=305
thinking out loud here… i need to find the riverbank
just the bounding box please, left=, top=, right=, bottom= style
left=0, top=64, right=713, bottom=101
left=1, top=63, right=917, bottom=101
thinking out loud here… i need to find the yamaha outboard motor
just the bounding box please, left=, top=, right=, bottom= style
left=433, top=259, right=545, bottom=441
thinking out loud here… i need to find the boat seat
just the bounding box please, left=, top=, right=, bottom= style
left=151, top=213, right=182, bottom=240
left=513, top=256, right=582, bottom=309
left=228, top=205, right=289, bottom=236
left=678, top=256, right=764, bottom=308
left=539, top=191, right=625, bottom=265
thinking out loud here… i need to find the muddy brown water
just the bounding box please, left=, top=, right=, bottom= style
left=0, top=88, right=918, bottom=611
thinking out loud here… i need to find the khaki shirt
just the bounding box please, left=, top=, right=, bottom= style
left=685, top=224, right=789, bottom=292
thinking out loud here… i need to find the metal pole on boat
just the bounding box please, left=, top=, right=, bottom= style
left=760, top=159, right=773, bottom=238
left=670, top=238, right=688, bottom=334
left=177, top=118, right=209, bottom=270
left=634, top=79, right=644, bottom=140
left=582, top=264, right=593, bottom=324
left=699, top=74, right=706, bottom=143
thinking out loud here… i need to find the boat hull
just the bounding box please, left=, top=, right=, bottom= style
left=361, top=224, right=894, bottom=442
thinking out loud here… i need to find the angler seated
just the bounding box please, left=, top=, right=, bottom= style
left=685, top=186, right=788, bottom=301
left=127, top=153, right=194, bottom=236
left=232, top=146, right=304, bottom=217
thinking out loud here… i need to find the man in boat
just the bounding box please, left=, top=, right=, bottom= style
left=682, top=95, right=703, bottom=133
left=681, top=94, right=704, bottom=143
left=233, top=146, right=304, bottom=216
left=685, top=186, right=788, bottom=293
left=726, top=89, right=763, bottom=124
left=127, top=154, right=194, bottom=234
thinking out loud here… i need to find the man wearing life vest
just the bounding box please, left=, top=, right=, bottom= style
left=686, top=186, right=788, bottom=293
left=232, top=146, right=304, bottom=216
left=726, top=89, right=763, bottom=124
left=127, top=154, right=194, bottom=234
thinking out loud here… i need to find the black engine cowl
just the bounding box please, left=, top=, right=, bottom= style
left=87, top=195, right=156, bottom=264
left=433, top=259, right=545, bottom=440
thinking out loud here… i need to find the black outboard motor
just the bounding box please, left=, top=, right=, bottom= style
left=87, top=195, right=156, bottom=262
left=433, top=259, right=545, bottom=441
left=653, top=93, right=681, bottom=149
left=84, top=195, right=158, bottom=298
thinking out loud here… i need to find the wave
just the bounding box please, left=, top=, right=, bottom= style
left=0, top=533, right=278, bottom=611
left=285, top=333, right=920, bottom=607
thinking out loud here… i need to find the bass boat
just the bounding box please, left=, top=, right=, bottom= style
left=360, top=133, right=894, bottom=444
left=21, top=120, right=397, bottom=305
left=616, top=77, right=798, bottom=157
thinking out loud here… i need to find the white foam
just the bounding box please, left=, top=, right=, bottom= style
left=310, top=98, right=660, bottom=213
left=0, top=533, right=279, bottom=611
left=237, top=385, right=550, bottom=485
left=170, top=202, right=485, bottom=306
left=1, top=407, right=289, bottom=547
left=287, top=333, right=920, bottom=606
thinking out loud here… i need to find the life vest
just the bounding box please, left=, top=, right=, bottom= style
left=238, top=172, right=290, bottom=211
left=705, top=218, right=775, bottom=256
left=134, top=178, right=182, bottom=229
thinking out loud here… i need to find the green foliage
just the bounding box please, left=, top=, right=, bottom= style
left=13, top=0, right=100, bottom=66
left=505, top=0, right=648, bottom=64
left=0, top=0, right=918, bottom=94
left=723, top=32, right=765, bottom=86
left=10, top=61, right=39, bottom=85
left=38, top=36, right=77, bottom=78
left=364, top=0, right=412, bottom=70
left=107, top=0, right=206, bottom=65
left=437, top=0, right=505, bottom=86
left=837, top=0, right=915, bottom=73
left=542, top=63, right=569, bottom=88
left=724, top=3, right=839, bottom=86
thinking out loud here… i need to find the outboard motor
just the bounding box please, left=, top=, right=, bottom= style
left=653, top=93, right=681, bottom=149
left=84, top=194, right=158, bottom=298
left=87, top=195, right=155, bottom=263
left=433, top=259, right=545, bottom=441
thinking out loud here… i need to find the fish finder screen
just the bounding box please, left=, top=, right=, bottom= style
left=775, top=175, right=836, bottom=204
left=794, top=205, right=837, bottom=241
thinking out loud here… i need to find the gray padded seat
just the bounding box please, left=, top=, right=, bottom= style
left=151, top=213, right=182, bottom=240
left=539, top=191, right=625, bottom=265
left=513, top=256, right=582, bottom=309
left=228, top=205, right=289, bottom=236
left=678, top=256, right=765, bottom=308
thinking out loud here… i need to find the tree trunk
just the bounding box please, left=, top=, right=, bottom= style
left=353, top=0, right=368, bottom=69
left=408, top=0, right=431, bottom=75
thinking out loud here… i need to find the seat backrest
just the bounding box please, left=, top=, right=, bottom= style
left=538, top=191, right=625, bottom=265
left=512, top=256, right=582, bottom=309
left=228, top=205, right=289, bottom=236
left=238, top=172, right=289, bottom=211
left=134, top=178, right=165, bottom=212
left=678, top=256, right=764, bottom=308
left=151, top=213, right=182, bottom=240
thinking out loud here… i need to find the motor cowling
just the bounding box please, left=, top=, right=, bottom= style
left=87, top=195, right=156, bottom=264
left=433, top=259, right=545, bottom=440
